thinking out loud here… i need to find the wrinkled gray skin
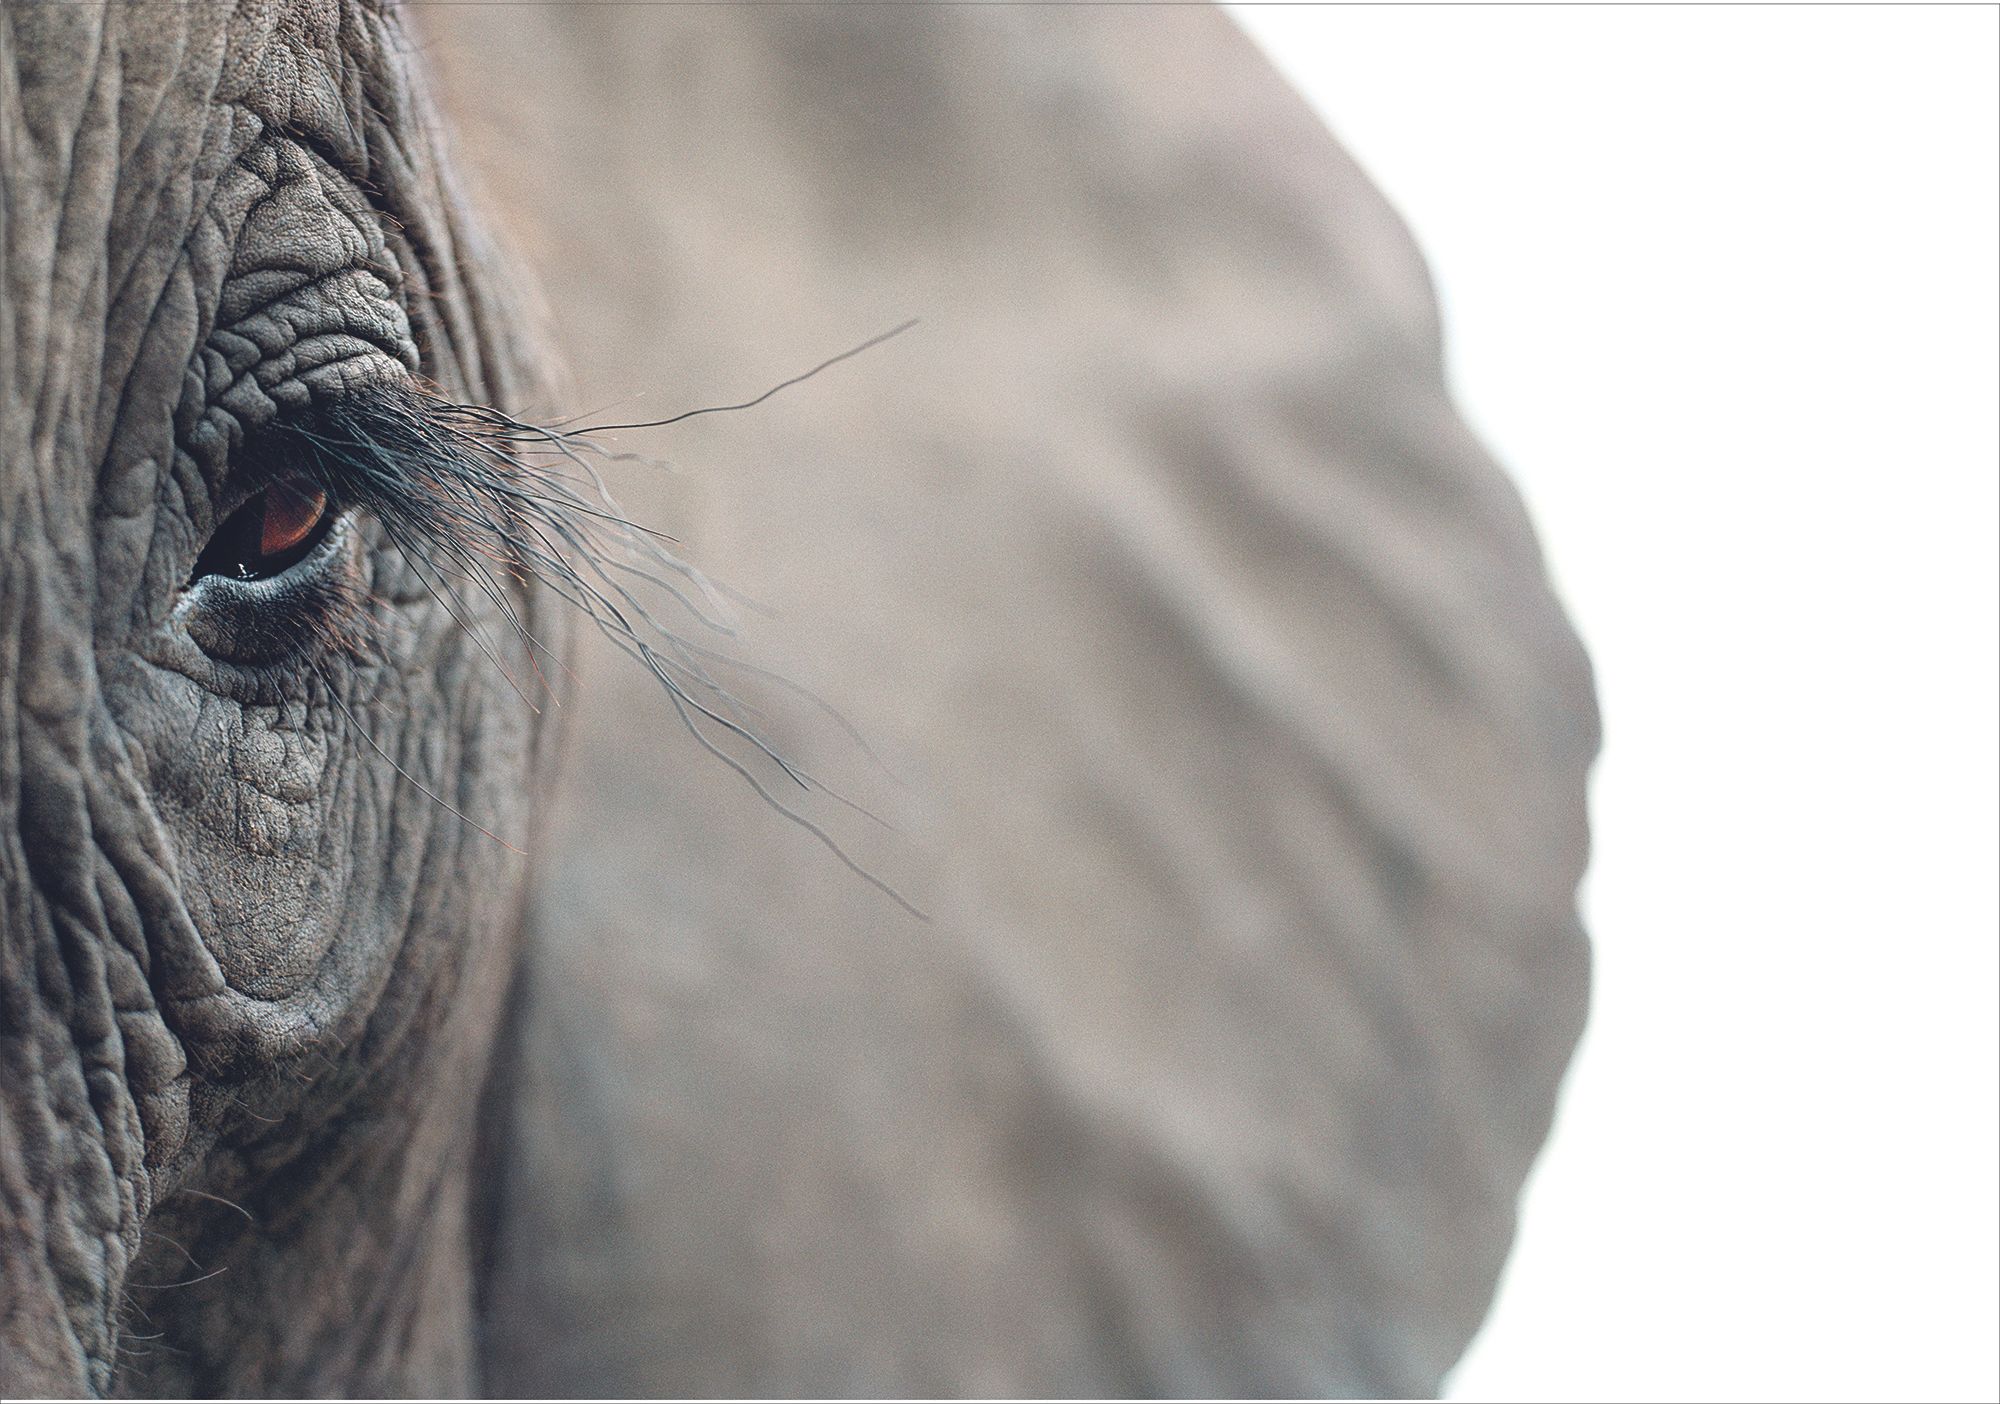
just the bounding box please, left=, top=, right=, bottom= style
left=1, top=2, right=1597, bottom=1398
left=0, top=3, right=555, bottom=1394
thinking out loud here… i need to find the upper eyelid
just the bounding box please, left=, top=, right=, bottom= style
left=209, top=394, right=421, bottom=524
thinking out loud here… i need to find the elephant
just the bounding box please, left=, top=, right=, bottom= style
left=0, top=2, right=1597, bottom=1397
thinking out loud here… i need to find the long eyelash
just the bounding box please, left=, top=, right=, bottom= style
left=273, top=331, right=924, bottom=919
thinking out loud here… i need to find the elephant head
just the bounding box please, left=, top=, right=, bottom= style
left=2, top=3, right=1598, bottom=1397
left=0, top=3, right=566, bottom=1392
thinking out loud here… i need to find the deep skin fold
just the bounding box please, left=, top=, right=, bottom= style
left=0, top=3, right=574, bottom=1392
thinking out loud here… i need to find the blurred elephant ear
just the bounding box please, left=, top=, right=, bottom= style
left=434, top=6, right=1596, bottom=1397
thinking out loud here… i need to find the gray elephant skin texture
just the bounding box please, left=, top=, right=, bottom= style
left=0, top=3, right=1598, bottom=1398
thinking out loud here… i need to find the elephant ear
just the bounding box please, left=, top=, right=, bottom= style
left=436, top=7, right=1595, bottom=1396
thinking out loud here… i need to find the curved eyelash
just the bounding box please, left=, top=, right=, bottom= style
left=272, top=324, right=923, bottom=917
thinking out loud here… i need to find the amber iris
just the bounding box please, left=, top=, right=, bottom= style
left=193, top=477, right=333, bottom=582
left=259, top=480, right=329, bottom=558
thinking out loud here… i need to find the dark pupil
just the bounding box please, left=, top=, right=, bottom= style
left=194, top=479, right=331, bottom=582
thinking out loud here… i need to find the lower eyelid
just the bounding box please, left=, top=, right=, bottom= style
left=176, top=511, right=357, bottom=638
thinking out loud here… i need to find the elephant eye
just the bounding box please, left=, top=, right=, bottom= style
left=193, top=478, right=334, bottom=582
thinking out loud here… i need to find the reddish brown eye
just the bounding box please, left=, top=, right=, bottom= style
left=260, top=480, right=329, bottom=557
left=192, top=476, right=334, bottom=583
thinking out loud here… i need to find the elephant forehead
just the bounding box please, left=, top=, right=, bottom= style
left=3, top=1, right=427, bottom=510
left=2, top=0, right=470, bottom=674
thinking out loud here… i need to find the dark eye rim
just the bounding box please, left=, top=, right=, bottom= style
left=190, top=478, right=339, bottom=584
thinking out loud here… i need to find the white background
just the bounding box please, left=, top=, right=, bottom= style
left=1229, top=8, right=2000, bottom=1401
